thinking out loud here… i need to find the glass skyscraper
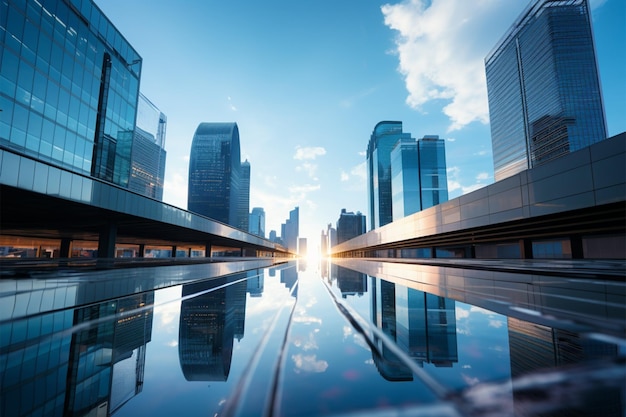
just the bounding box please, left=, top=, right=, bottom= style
left=1, top=0, right=142, bottom=187
left=238, top=159, right=250, bottom=231
left=249, top=207, right=265, bottom=238
left=128, top=93, right=167, bottom=200
left=485, top=0, right=607, bottom=181
left=336, top=208, right=366, bottom=244
left=391, top=136, right=448, bottom=221
left=367, top=121, right=411, bottom=230
left=188, top=122, right=242, bottom=226
left=282, top=206, right=299, bottom=253
left=391, top=138, right=420, bottom=221
left=417, top=136, right=448, bottom=210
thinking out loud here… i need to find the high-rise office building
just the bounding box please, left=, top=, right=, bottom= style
left=367, top=121, right=412, bottom=230
left=391, top=138, right=420, bottom=221
left=188, top=122, right=241, bottom=226
left=238, top=159, right=250, bottom=231
left=1, top=0, right=142, bottom=186
left=336, top=209, right=366, bottom=244
left=298, top=237, right=307, bottom=256
left=391, top=135, right=448, bottom=221
left=485, top=0, right=607, bottom=181
left=249, top=207, right=265, bottom=238
left=282, top=207, right=299, bottom=253
left=417, top=136, right=448, bottom=210
left=129, top=93, right=167, bottom=200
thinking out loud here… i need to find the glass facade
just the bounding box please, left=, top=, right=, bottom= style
left=188, top=122, right=241, bottom=226
left=249, top=207, right=265, bottom=238
left=0, top=0, right=142, bottom=187
left=281, top=206, right=299, bottom=253
left=128, top=93, right=167, bottom=200
left=336, top=208, right=366, bottom=244
left=238, top=159, right=250, bottom=231
left=391, top=136, right=448, bottom=221
left=391, top=138, right=420, bottom=221
left=367, top=121, right=411, bottom=230
left=486, top=0, right=607, bottom=181
left=418, top=136, right=448, bottom=210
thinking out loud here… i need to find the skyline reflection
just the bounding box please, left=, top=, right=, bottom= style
left=0, top=261, right=623, bottom=416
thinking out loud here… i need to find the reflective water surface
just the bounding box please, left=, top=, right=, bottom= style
left=1, top=260, right=624, bottom=417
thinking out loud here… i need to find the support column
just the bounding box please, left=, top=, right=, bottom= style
left=188, top=247, right=192, bottom=258
left=205, top=243, right=212, bottom=258
left=520, top=238, right=533, bottom=259
left=171, top=246, right=177, bottom=258
left=570, top=235, right=584, bottom=259
left=138, top=244, right=145, bottom=258
left=59, top=238, right=71, bottom=258
left=97, top=221, right=117, bottom=258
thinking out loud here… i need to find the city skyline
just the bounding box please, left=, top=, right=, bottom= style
left=95, top=0, right=625, bottom=249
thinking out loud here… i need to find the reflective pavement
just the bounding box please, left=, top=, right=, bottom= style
left=1, top=259, right=624, bottom=416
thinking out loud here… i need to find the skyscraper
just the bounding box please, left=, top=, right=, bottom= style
left=129, top=93, right=167, bottom=200
left=282, top=207, right=299, bottom=253
left=238, top=160, right=250, bottom=231
left=336, top=209, right=366, bottom=244
left=391, top=138, right=420, bottom=221
left=417, top=136, right=448, bottom=210
left=391, top=135, right=449, bottom=221
left=249, top=207, right=265, bottom=238
left=188, top=123, right=241, bottom=226
left=367, top=121, right=412, bottom=230
left=1, top=0, right=142, bottom=186
left=485, top=0, right=607, bottom=181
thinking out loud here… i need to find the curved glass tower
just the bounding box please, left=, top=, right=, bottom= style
left=188, top=122, right=241, bottom=226
left=367, top=121, right=411, bottom=230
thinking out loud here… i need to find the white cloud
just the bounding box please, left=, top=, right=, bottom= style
left=447, top=166, right=488, bottom=195
left=163, top=170, right=188, bottom=209
left=294, top=146, right=327, bottom=160
left=296, top=162, right=319, bottom=179
left=227, top=96, right=237, bottom=111
left=288, top=184, right=321, bottom=194
left=381, top=0, right=527, bottom=131
left=292, top=354, right=329, bottom=373
left=340, top=171, right=350, bottom=181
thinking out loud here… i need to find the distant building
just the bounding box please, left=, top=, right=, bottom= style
left=367, top=121, right=412, bottom=230
left=336, top=209, right=366, bottom=244
left=326, top=223, right=337, bottom=253
left=298, top=238, right=307, bottom=257
left=320, top=229, right=328, bottom=257
left=249, top=207, right=265, bottom=238
left=282, top=207, right=299, bottom=253
left=268, top=230, right=279, bottom=244
left=485, top=0, right=607, bottom=181
left=188, top=123, right=242, bottom=226
left=238, top=160, right=250, bottom=231
left=129, top=93, right=167, bottom=200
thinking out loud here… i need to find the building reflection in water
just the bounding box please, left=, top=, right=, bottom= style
left=507, top=317, right=622, bottom=415
left=0, top=291, right=154, bottom=417
left=178, top=273, right=248, bottom=381
left=335, top=265, right=367, bottom=298
left=368, top=276, right=458, bottom=380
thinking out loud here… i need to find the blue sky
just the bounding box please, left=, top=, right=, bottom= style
left=96, top=0, right=625, bottom=251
